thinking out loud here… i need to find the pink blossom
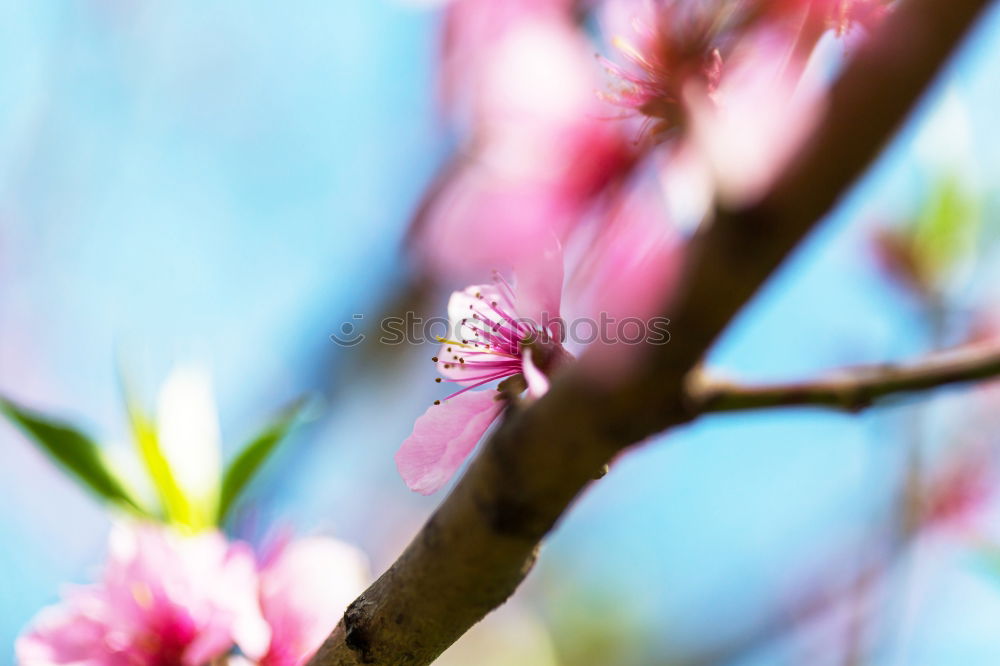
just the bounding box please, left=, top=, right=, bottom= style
left=439, top=0, right=575, bottom=113
left=17, top=523, right=371, bottom=666
left=683, top=29, right=825, bottom=205
left=256, top=537, right=369, bottom=666
left=416, top=13, right=637, bottom=281
left=17, top=522, right=270, bottom=666
left=566, top=178, right=684, bottom=377
left=598, top=0, right=726, bottom=142
left=599, top=0, right=837, bottom=207
left=396, top=256, right=571, bottom=495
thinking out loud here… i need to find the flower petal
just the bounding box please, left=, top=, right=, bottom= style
left=156, top=365, right=222, bottom=524
left=521, top=349, right=550, bottom=400
left=395, top=391, right=504, bottom=495
left=15, top=594, right=112, bottom=666
left=512, top=236, right=564, bottom=335
left=258, top=537, right=370, bottom=666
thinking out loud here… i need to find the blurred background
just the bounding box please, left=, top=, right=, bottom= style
left=3, top=1, right=1000, bottom=663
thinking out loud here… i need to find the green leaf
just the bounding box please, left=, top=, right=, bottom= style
left=912, top=174, right=979, bottom=286
left=119, top=373, right=198, bottom=527
left=0, top=396, right=144, bottom=512
left=217, top=397, right=310, bottom=523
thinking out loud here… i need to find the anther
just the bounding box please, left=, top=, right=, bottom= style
left=431, top=356, right=438, bottom=362
left=435, top=378, right=442, bottom=383
left=434, top=400, right=441, bottom=405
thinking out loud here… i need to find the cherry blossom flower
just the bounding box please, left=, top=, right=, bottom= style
left=598, top=0, right=726, bottom=142
left=599, top=0, right=842, bottom=205
left=17, top=522, right=370, bottom=666
left=16, top=522, right=270, bottom=666
left=683, top=30, right=826, bottom=205
left=415, top=12, right=637, bottom=281
left=396, top=252, right=572, bottom=495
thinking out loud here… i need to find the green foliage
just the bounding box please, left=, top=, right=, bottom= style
left=5, top=367, right=309, bottom=529
left=0, top=396, right=145, bottom=513
left=911, top=174, right=979, bottom=289
left=217, top=397, right=309, bottom=523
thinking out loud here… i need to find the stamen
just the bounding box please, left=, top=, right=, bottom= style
left=436, top=336, right=477, bottom=351
left=492, top=272, right=518, bottom=308
left=442, top=371, right=514, bottom=400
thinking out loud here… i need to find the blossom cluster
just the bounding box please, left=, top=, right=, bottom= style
left=2, top=367, right=370, bottom=666
left=395, top=0, right=889, bottom=495
left=17, top=522, right=369, bottom=666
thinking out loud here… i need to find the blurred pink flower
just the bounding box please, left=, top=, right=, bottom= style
left=256, top=537, right=369, bottom=666
left=566, top=178, right=683, bottom=377
left=416, top=13, right=637, bottom=280
left=396, top=253, right=571, bottom=495
left=17, top=524, right=370, bottom=666
left=598, top=0, right=725, bottom=141
left=683, top=30, right=825, bottom=205
left=599, top=0, right=875, bottom=204
left=920, top=448, right=996, bottom=533
left=440, top=0, right=575, bottom=113
left=17, top=522, right=270, bottom=666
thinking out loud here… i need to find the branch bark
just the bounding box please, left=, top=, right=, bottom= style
left=310, top=0, right=994, bottom=663
left=689, top=344, right=1000, bottom=413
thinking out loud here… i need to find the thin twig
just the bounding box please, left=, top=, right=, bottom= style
left=689, top=344, right=1000, bottom=413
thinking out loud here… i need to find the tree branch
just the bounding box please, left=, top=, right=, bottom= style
left=689, top=344, right=1000, bottom=413
left=310, top=0, right=994, bottom=663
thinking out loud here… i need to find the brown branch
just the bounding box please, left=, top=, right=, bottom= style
left=309, top=0, right=994, bottom=663
left=690, top=344, right=1000, bottom=413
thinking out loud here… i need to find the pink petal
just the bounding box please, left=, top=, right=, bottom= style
left=258, top=537, right=370, bottom=666
left=446, top=283, right=507, bottom=326
left=395, top=391, right=504, bottom=495
left=684, top=29, right=825, bottom=206
left=521, top=348, right=550, bottom=399
left=15, top=595, right=117, bottom=666
left=512, top=236, right=564, bottom=334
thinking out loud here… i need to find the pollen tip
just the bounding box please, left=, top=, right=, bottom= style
left=434, top=400, right=441, bottom=405
left=435, top=378, right=442, bottom=383
left=431, top=356, right=438, bottom=362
